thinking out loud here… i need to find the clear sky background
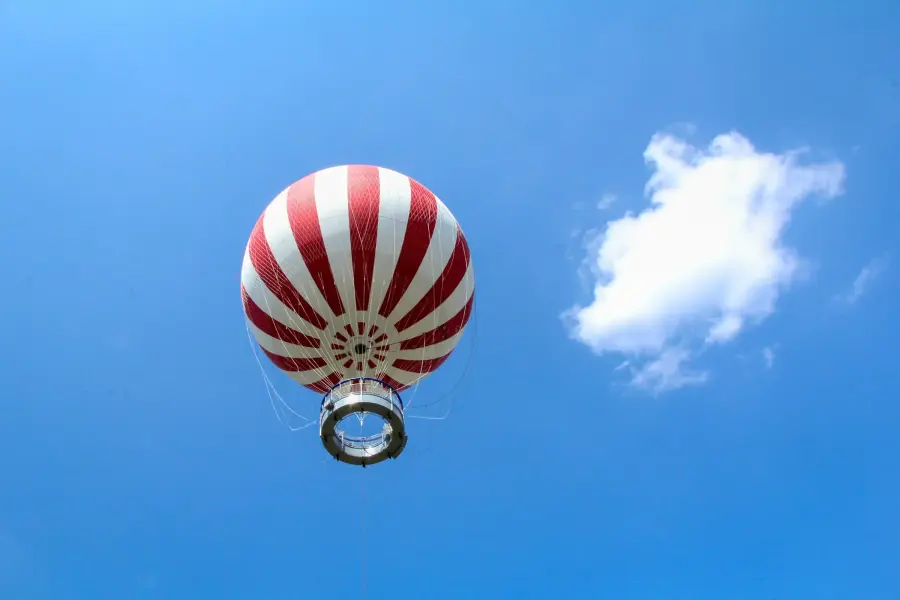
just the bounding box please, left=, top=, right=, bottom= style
left=2, top=1, right=899, bottom=598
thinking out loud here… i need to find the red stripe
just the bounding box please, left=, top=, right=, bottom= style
left=399, top=294, right=474, bottom=350
left=335, top=332, right=347, bottom=342
left=308, top=372, right=341, bottom=393
left=347, top=165, right=380, bottom=311
left=247, top=216, right=328, bottom=330
left=394, top=226, right=471, bottom=333
left=392, top=353, right=452, bottom=375
left=286, top=174, right=346, bottom=316
left=378, top=178, right=438, bottom=317
left=379, top=373, right=407, bottom=392
left=261, top=349, right=328, bottom=372
left=241, top=287, right=321, bottom=348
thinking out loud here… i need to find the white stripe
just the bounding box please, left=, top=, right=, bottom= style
left=381, top=364, right=433, bottom=388
left=240, top=251, right=325, bottom=341
left=263, top=188, right=336, bottom=329
left=314, top=166, right=356, bottom=331
left=384, top=199, right=459, bottom=328
left=394, top=265, right=475, bottom=339
left=285, top=368, right=337, bottom=387
left=369, top=168, right=410, bottom=321
left=393, top=329, right=467, bottom=361
left=380, top=365, right=419, bottom=389
left=246, top=320, right=327, bottom=361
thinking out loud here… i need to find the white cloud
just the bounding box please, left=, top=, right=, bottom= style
left=597, top=194, right=617, bottom=210
left=563, top=130, right=846, bottom=392
left=837, top=255, right=889, bottom=305
left=628, top=348, right=709, bottom=393
left=762, top=346, right=776, bottom=369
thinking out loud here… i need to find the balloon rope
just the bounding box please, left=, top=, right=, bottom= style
left=361, top=473, right=367, bottom=600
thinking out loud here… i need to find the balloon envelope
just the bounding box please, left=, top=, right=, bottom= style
left=241, top=165, right=475, bottom=393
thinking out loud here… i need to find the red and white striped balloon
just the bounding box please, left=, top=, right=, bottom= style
left=240, top=165, right=475, bottom=394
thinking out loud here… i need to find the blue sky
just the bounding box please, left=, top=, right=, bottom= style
left=2, top=1, right=899, bottom=598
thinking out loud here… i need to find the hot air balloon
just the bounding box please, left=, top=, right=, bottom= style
left=240, top=165, right=475, bottom=466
